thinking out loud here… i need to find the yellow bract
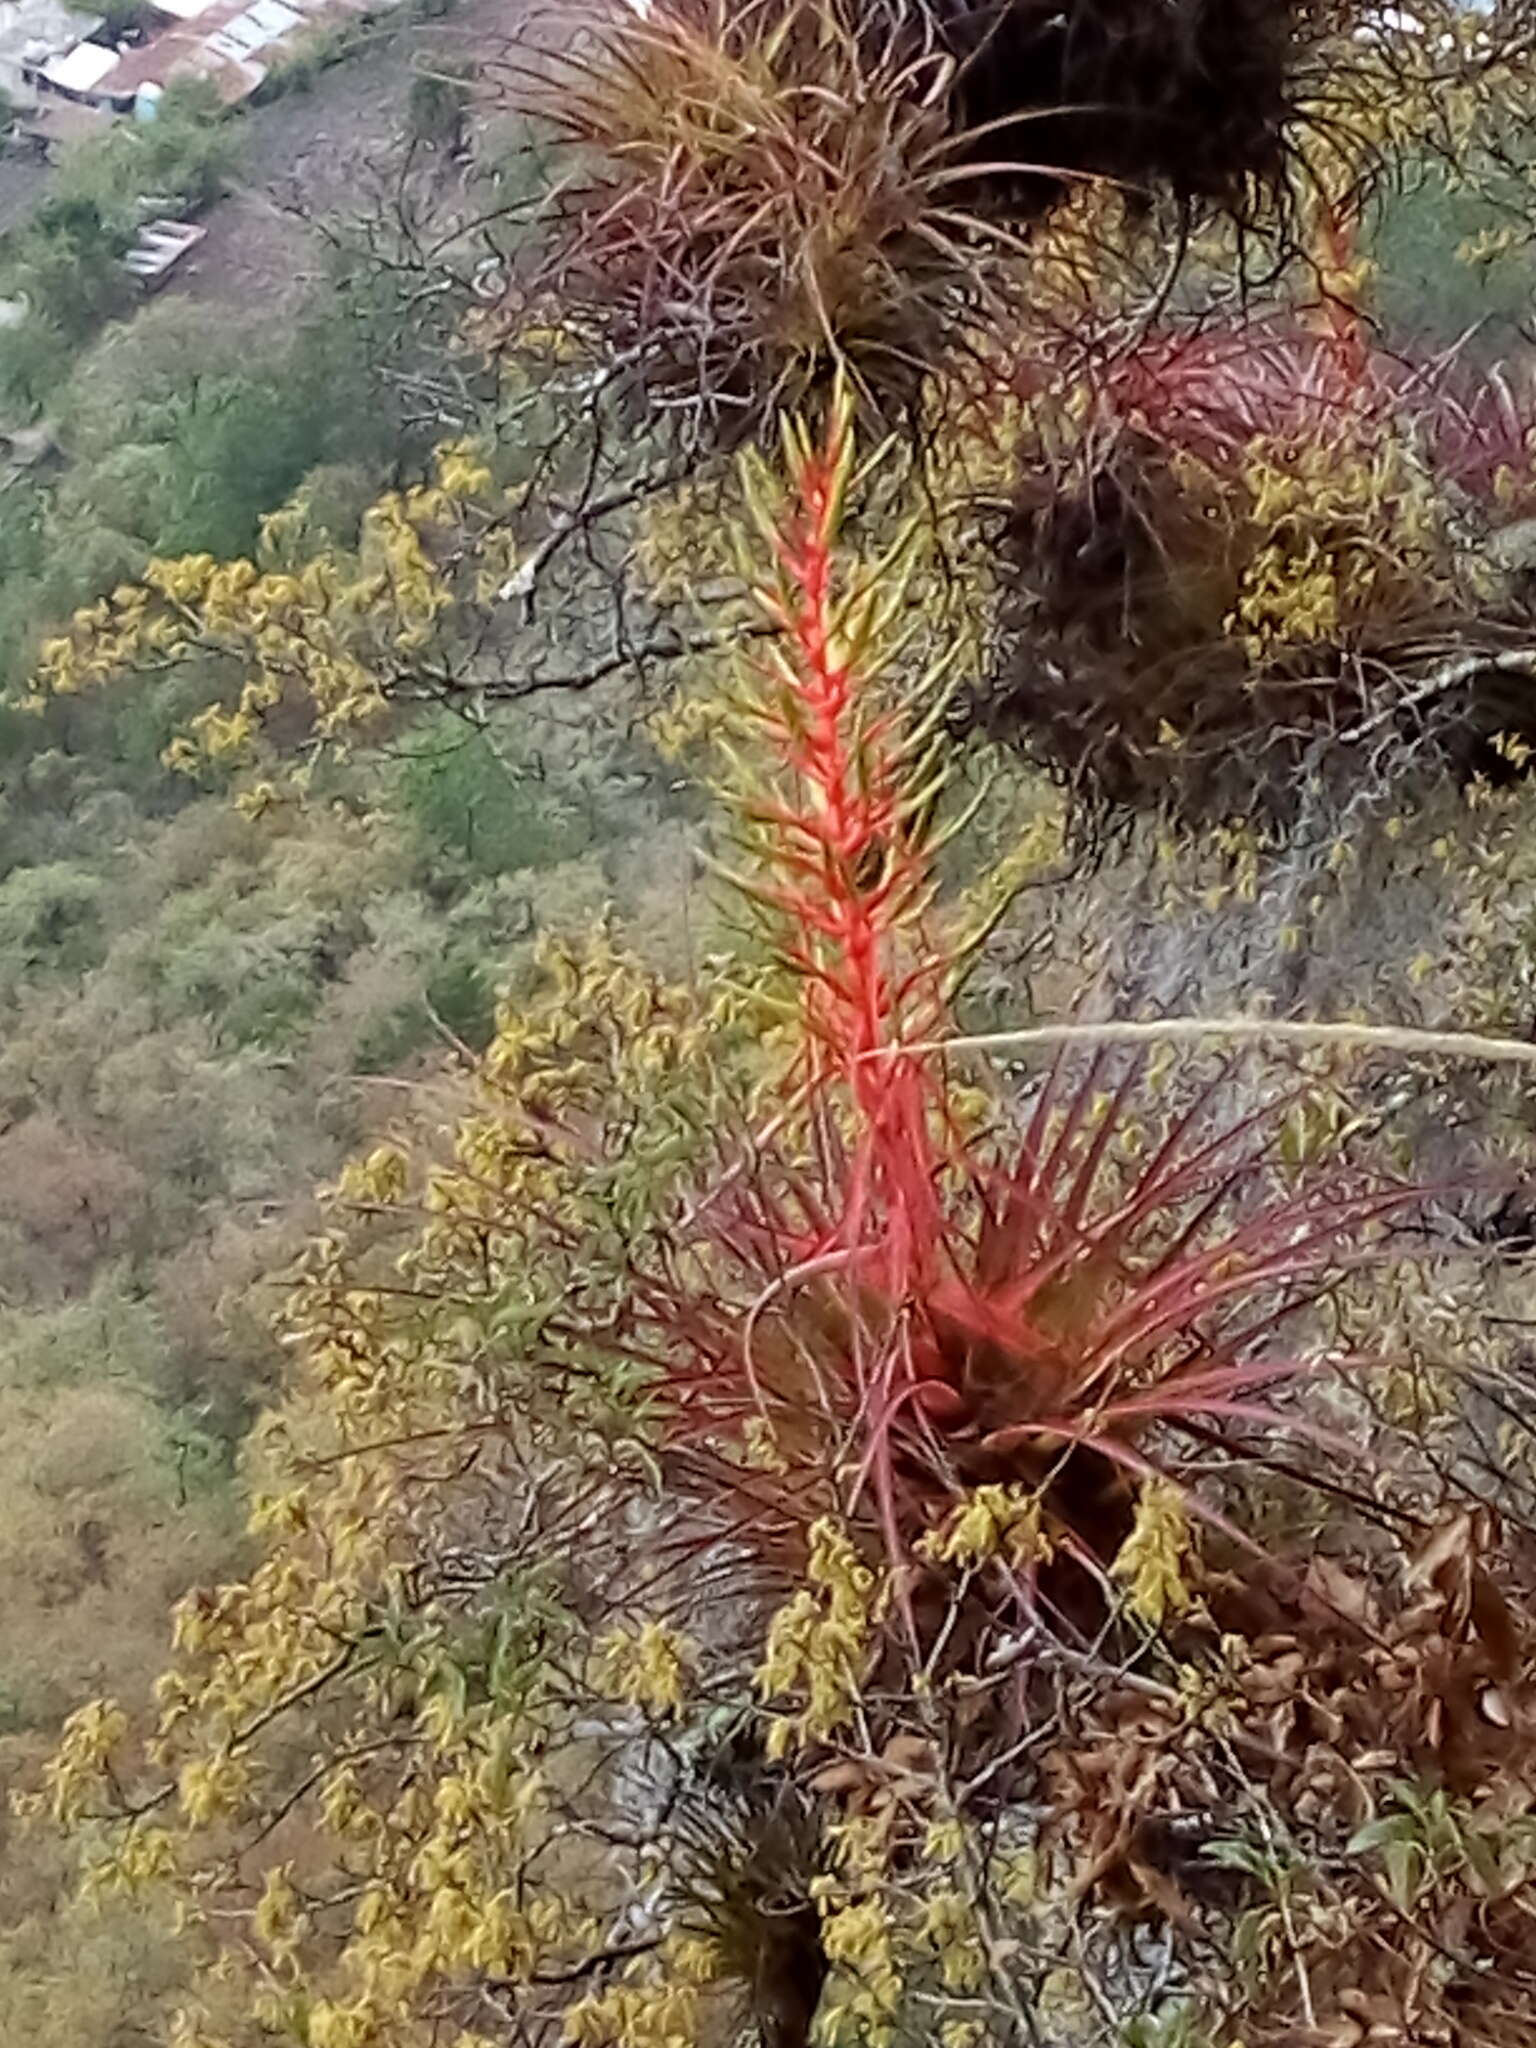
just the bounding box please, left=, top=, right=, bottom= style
left=757, top=1518, right=877, bottom=1755
left=593, top=1619, right=696, bottom=1717
left=1111, top=1478, right=1195, bottom=1628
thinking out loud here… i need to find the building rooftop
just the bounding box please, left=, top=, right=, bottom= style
left=89, top=0, right=375, bottom=105
left=15, top=0, right=389, bottom=116
left=0, top=0, right=103, bottom=64
left=40, top=35, right=115, bottom=90
left=85, top=11, right=264, bottom=101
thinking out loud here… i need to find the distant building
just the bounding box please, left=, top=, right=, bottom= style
left=123, top=213, right=205, bottom=286
left=14, top=0, right=379, bottom=125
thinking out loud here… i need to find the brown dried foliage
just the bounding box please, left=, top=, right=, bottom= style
left=928, top=0, right=1316, bottom=224
left=1045, top=1508, right=1536, bottom=2045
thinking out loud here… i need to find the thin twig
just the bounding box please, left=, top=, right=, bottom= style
left=898, top=1016, right=1536, bottom=1069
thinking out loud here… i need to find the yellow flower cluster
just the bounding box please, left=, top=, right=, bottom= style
left=818, top=1892, right=903, bottom=2045
left=178, top=1748, right=252, bottom=1827
left=1111, top=1479, right=1195, bottom=1627
left=31, top=435, right=510, bottom=785
left=918, top=1483, right=1049, bottom=1572
left=40, top=1697, right=127, bottom=1825
left=918, top=1884, right=985, bottom=1993
left=253, top=1864, right=307, bottom=1968
left=757, top=1518, right=877, bottom=1755
left=1229, top=433, right=1446, bottom=661
left=593, top=1620, right=696, bottom=1717
left=566, top=1978, right=702, bottom=2048
left=338, top=1141, right=411, bottom=1205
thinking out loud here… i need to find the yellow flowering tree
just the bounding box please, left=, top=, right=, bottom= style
left=40, top=930, right=759, bottom=2047
left=36, top=441, right=512, bottom=780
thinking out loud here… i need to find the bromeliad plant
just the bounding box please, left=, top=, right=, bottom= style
left=625, top=385, right=1424, bottom=1686
left=516, top=0, right=1007, bottom=434
left=510, top=0, right=1536, bottom=450
left=974, top=312, right=1536, bottom=820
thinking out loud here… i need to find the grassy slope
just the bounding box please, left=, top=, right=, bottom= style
left=0, top=15, right=659, bottom=2035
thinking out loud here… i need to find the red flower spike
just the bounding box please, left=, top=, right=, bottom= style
left=731, top=383, right=953, bottom=1302
left=625, top=391, right=1425, bottom=1633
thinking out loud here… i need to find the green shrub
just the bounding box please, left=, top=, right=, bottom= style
left=396, top=722, right=583, bottom=878
left=1368, top=153, right=1536, bottom=356
left=408, top=67, right=470, bottom=148
left=110, top=666, right=229, bottom=802
left=352, top=995, right=432, bottom=1073
left=256, top=20, right=360, bottom=97
left=287, top=461, right=379, bottom=546
left=162, top=1411, right=235, bottom=1498
left=0, top=1275, right=166, bottom=1394
left=424, top=945, right=497, bottom=1049
left=218, top=972, right=321, bottom=1051
left=11, top=210, right=132, bottom=342
left=52, top=296, right=399, bottom=560
left=0, top=84, right=233, bottom=361
left=145, top=894, right=367, bottom=1048
left=0, top=315, right=59, bottom=414
left=0, top=862, right=102, bottom=980
left=50, top=76, right=233, bottom=220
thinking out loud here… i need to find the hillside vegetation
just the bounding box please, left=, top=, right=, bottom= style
left=12, top=3, right=1536, bottom=2047
left=0, top=24, right=694, bottom=2038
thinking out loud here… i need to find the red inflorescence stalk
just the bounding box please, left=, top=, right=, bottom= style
left=743, top=394, right=948, bottom=1305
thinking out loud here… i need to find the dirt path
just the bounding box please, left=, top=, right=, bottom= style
left=162, top=0, right=526, bottom=329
